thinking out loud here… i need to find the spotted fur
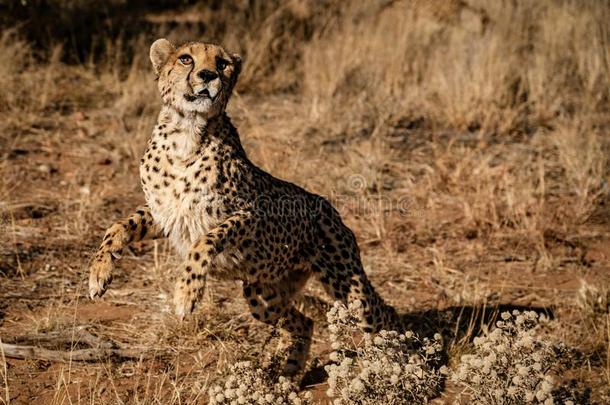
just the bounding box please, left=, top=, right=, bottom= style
left=88, top=39, right=401, bottom=376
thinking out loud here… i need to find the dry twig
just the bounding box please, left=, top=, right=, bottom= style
left=1, top=327, right=162, bottom=363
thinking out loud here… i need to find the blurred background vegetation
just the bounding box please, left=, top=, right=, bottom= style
left=1, top=0, right=608, bottom=132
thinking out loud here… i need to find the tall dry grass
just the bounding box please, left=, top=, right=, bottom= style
left=302, top=0, right=610, bottom=134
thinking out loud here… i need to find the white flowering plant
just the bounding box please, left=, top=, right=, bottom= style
left=208, top=361, right=312, bottom=405
left=324, top=301, right=445, bottom=404
left=452, top=310, right=564, bottom=405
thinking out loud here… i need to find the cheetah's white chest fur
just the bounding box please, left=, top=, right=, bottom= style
left=140, top=113, right=222, bottom=257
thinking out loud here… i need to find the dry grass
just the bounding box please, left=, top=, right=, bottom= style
left=0, top=0, right=609, bottom=403
left=303, top=0, right=610, bottom=132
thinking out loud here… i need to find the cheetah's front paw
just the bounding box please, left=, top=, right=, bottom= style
left=173, top=280, right=197, bottom=320
left=89, top=253, right=114, bottom=299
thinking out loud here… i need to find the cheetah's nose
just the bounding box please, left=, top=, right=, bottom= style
left=198, top=69, right=218, bottom=82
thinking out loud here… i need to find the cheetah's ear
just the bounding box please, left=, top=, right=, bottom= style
left=230, top=53, right=242, bottom=81
left=150, top=38, right=175, bottom=75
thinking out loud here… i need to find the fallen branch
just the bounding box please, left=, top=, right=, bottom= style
left=0, top=342, right=156, bottom=362
left=6, top=326, right=112, bottom=349
left=0, top=328, right=164, bottom=362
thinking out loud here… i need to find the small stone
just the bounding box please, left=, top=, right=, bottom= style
left=38, top=164, right=52, bottom=174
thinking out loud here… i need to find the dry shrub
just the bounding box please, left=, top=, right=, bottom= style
left=577, top=279, right=610, bottom=316
left=521, top=0, right=610, bottom=117
left=0, top=30, right=118, bottom=135
left=0, top=29, right=33, bottom=107
left=109, top=37, right=159, bottom=120
left=547, top=122, right=607, bottom=222
left=0, top=29, right=65, bottom=119
left=207, top=361, right=312, bottom=405
left=452, top=311, right=566, bottom=404
left=302, top=0, right=610, bottom=134
left=324, top=301, right=445, bottom=404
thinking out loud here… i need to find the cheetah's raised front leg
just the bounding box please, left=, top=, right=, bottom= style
left=173, top=211, right=252, bottom=318
left=89, top=206, right=162, bottom=299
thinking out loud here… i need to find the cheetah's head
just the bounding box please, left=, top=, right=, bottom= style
left=150, top=39, right=241, bottom=118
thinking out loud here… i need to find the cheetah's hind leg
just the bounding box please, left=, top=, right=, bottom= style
left=311, top=221, right=402, bottom=333
left=242, top=280, right=313, bottom=377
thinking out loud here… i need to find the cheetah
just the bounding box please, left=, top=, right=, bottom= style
left=88, top=38, right=401, bottom=375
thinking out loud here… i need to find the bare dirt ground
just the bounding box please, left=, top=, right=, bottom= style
left=1, top=0, right=610, bottom=404
left=1, top=93, right=609, bottom=403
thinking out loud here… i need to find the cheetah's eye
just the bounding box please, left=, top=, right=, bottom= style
left=216, top=58, right=229, bottom=71
left=178, top=55, right=193, bottom=65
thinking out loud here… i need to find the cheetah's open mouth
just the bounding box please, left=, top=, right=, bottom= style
left=184, top=88, right=215, bottom=102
